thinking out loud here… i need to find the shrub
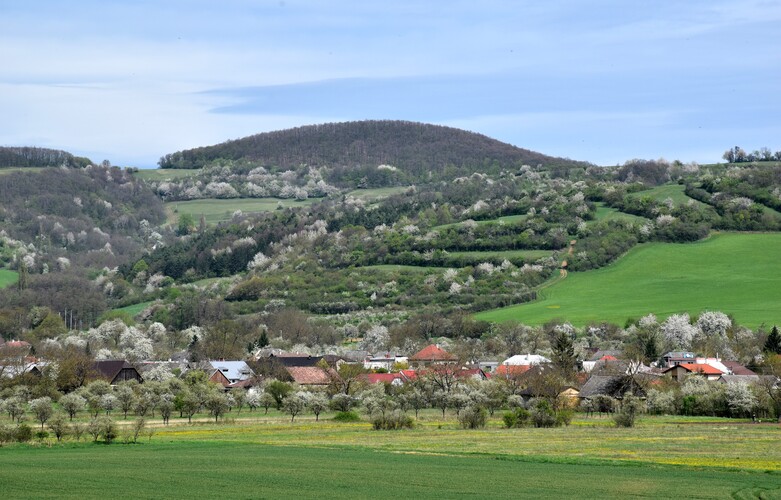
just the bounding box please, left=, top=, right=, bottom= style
left=556, top=409, right=574, bottom=427
left=332, top=411, right=361, bottom=422
left=0, top=424, right=15, bottom=444
left=613, top=393, right=644, bottom=428
left=35, top=430, right=49, bottom=442
left=15, top=424, right=33, bottom=443
left=458, top=406, right=487, bottom=429
left=530, top=399, right=558, bottom=428
left=502, top=408, right=530, bottom=428
left=370, top=410, right=413, bottom=430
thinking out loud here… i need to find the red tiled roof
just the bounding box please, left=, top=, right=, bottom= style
left=600, top=355, right=618, bottom=361
left=363, top=373, right=404, bottom=384
left=400, top=369, right=418, bottom=380
left=409, top=344, right=457, bottom=361
left=285, top=366, right=334, bottom=385
left=677, top=363, right=724, bottom=375
left=495, top=365, right=532, bottom=377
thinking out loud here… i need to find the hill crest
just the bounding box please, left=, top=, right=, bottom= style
left=158, top=120, right=591, bottom=175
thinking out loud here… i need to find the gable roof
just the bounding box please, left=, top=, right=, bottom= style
left=285, top=366, right=334, bottom=385
left=363, top=373, right=405, bottom=385
left=665, top=363, right=724, bottom=375
left=208, top=360, right=254, bottom=382
left=409, top=344, right=457, bottom=362
left=93, top=360, right=133, bottom=379
left=502, top=354, right=550, bottom=366
left=495, top=364, right=532, bottom=377
left=721, top=361, right=757, bottom=376
left=92, top=360, right=142, bottom=383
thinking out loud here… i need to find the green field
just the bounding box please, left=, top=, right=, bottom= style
left=448, top=249, right=552, bottom=262
left=362, top=264, right=442, bottom=273
left=345, top=186, right=409, bottom=202
left=476, top=232, right=781, bottom=328
left=166, top=197, right=318, bottom=225
left=627, top=183, right=706, bottom=207
left=433, top=214, right=528, bottom=231
left=0, top=269, right=18, bottom=288
left=132, top=168, right=202, bottom=181
left=1, top=415, right=780, bottom=498
left=112, top=301, right=154, bottom=317
left=593, top=203, right=648, bottom=224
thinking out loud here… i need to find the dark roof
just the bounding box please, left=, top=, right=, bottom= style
left=272, top=355, right=324, bottom=367
left=721, top=361, right=757, bottom=376
left=93, top=360, right=133, bottom=379
left=92, top=360, right=142, bottom=383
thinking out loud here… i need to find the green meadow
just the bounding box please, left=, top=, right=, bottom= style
left=448, top=249, right=552, bottom=262
left=112, top=301, right=155, bottom=317
left=132, top=168, right=202, bottom=181
left=627, top=183, right=706, bottom=207
left=165, top=197, right=318, bottom=225
left=0, top=415, right=779, bottom=499
left=0, top=269, right=18, bottom=289
left=476, top=232, right=781, bottom=328
left=592, top=203, right=647, bottom=224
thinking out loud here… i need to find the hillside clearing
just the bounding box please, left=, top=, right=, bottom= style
left=165, top=198, right=317, bottom=225
left=0, top=269, right=18, bottom=289
left=132, top=168, right=202, bottom=181
left=627, top=183, right=707, bottom=207
left=476, top=232, right=781, bottom=328
left=592, top=203, right=648, bottom=224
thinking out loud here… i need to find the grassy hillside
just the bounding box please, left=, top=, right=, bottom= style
left=166, top=198, right=317, bottom=225
left=627, top=184, right=706, bottom=207
left=0, top=269, right=18, bottom=289
left=132, top=168, right=202, bottom=181
left=476, top=232, right=781, bottom=328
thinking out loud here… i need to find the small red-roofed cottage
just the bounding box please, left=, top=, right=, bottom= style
left=362, top=372, right=406, bottom=387
left=408, top=344, right=457, bottom=367
left=663, top=362, right=724, bottom=381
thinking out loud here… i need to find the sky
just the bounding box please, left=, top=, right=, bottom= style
left=1, top=0, right=779, bottom=168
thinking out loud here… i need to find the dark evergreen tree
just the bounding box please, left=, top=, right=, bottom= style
left=765, top=325, right=781, bottom=354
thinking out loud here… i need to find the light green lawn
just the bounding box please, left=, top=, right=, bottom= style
left=448, top=249, right=552, bottom=261
left=344, top=186, right=409, bottom=202
left=112, top=301, right=154, bottom=317
left=476, top=232, right=781, bottom=328
left=0, top=269, right=18, bottom=288
left=166, top=197, right=317, bottom=225
left=592, top=203, right=648, bottom=224
left=132, top=168, right=202, bottom=181
left=627, top=183, right=706, bottom=207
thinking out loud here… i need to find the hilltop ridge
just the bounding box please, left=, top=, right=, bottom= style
left=158, top=120, right=591, bottom=176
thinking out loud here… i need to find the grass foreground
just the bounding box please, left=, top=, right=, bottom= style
left=0, top=414, right=780, bottom=498
left=476, top=232, right=781, bottom=328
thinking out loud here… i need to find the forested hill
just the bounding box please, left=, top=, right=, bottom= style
left=0, top=146, right=92, bottom=168
left=158, top=120, right=591, bottom=175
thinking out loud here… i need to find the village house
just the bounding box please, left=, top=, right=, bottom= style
left=207, top=360, right=255, bottom=388
left=662, top=362, right=724, bottom=381
left=408, top=344, right=457, bottom=368
left=92, top=360, right=143, bottom=385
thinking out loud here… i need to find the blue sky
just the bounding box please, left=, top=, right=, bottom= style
left=1, top=0, right=779, bottom=167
